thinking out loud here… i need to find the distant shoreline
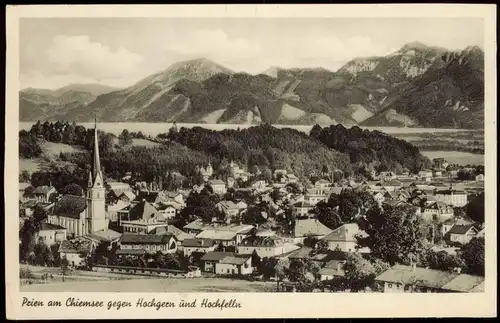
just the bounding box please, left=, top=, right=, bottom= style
left=19, top=121, right=482, bottom=135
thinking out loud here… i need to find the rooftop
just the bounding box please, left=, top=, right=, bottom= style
left=375, top=265, right=459, bottom=289
left=52, top=195, right=87, bottom=219
left=448, top=224, right=477, bottom=235
left=33, top=186, right=55, bottom=195
left=220, top=255, right=251, bottom=265
left=87, top=229, right=122, bottom=243
left=201, top=251, right=235, bottom=262
left=182, top=238, right=215, bottom=248
left=440, top=274, right=485, bottom=292
left=239, top=235, right=283, bottom=248
left=119, top=233, right=175, bottom=245
left=322, top=223, right=367, bottom=243
left=293, top=219, right=332, bottom=238
left=59, top=238, right=93, bottom=254
left=195, top=230, right=237, bottom=241
left=40, top=222, right=66, bottom=231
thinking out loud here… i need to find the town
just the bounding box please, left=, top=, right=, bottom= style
left=19, top=122, right=485, bottom=293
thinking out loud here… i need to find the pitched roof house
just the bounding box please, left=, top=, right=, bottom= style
left=446, top=224, right=478, bottom=245
left=321, top=223, right=370, bottom=253
left=375, top=265, right=484, bottom=293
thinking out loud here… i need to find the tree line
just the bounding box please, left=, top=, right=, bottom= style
left=310, top=124, right=432, bottom=174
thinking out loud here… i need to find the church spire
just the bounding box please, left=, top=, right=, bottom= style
left=92, top=115, right=102, bottom=181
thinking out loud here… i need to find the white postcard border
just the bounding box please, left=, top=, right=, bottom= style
left=5, top=4, right=497, bottom=319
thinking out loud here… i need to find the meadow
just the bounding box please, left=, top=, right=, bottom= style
left=20, top=277, right=276, bottom=293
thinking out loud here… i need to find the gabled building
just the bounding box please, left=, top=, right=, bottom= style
left=19, top=182, right=32, bottom=202
left=200, top=251, right=235, bottom=273
left=236, top=235, right=286, bottom=257
left=118, top=233, right=177, bottom=255
left=215, top=255, right=253, bottom=275
left=375, top=265, right=484, bottom=293
left=118, top=191, right=136, bottom=203
left=207, top=179, right=227, bottom=195
left=216, top=200, right=240, bottom=218
left=32, top=186, right=57, bottom=203
left=421, top=201, right=454, bottom=222
left=435, top=186, right=468, bottom=207
left=59, top=237, right=95, bottom=268
left=36, top=222, right=67, bottom=246
left=181, top=238, right=217, bottom=257
left=319, top=259, right=347, bottom=281
left=321, top=223, right=370, bottom=253
left=292, top=201, right=315, bottom=218
left=447, top=224, right=478, bottom=245
left=120, top=200, right=168, bottom=234
left=280, top=219, right=333, bottom=245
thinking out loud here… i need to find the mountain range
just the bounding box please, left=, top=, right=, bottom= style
left=19, top=42, right=484, bottom=129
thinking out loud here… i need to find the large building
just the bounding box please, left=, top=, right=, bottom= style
left=47, top=121, right=108, bottom=236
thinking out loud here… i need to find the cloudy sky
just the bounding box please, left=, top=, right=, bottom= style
left=19, top=17, right=484, bottom=90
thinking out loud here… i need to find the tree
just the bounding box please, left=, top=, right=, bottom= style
left=357, top=204, right=427, bottom=265
left=466, top=193, right=484, bottom=223
left=260, top=168, right=273, bottom=182
left=315, top=239, right=329, bottom=253
left=312, top=201, right=343, bottom=230
left=19, top=218, right=37, bottom=263
left=460, top=237, right=484, bottom=276
left=251, top=250, right=261, bottom=268
left=50, top=243, right=61, bottom=267
left=34, top=237, right=52, bottom=266
left=215, top=242, right=224, bottom=252
left=343, top=253, right=390, bottom=292
left=61, top=256, right=70, bottom=282
left=118, top=129, right=133, bottom=146
left=19, top=131, right=43, bottom=158
left=258, top=257, right=278, bottom=279
left=241, top=205, right=268, bottom=225
left=32, top=204, right=48, bottom=229
left=23, top=186, right=35, bottom=200
left=327, top=189, right=377, bottom=222
left=421, top=249, right=465, bottom=271
left=303, top=235, right=319, bottom=248
left=61, top=183, right=84, bottom=196
left=19, top=170, right=31, bottom=183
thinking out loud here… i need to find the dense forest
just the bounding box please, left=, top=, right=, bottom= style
left=21, top=121, right=434, bottom=190
left=310, top=124, right=431, bottom=174
left=165, top=124, right=352, bottom=180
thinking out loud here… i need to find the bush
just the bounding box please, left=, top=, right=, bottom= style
left=20, top=267, right=35, bottom=279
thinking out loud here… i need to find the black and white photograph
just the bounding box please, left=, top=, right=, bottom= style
left=5, top=4, right=497, bottom=319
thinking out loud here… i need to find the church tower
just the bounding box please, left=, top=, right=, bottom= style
left=86, top=118, right=107, bottom=233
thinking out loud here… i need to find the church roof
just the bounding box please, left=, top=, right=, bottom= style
left=52, top=195, right=87, bottom=219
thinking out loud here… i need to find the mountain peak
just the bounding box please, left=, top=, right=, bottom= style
left=399, top=41, right=429, bottom=52
left=169, top=57, right=232, bottom=72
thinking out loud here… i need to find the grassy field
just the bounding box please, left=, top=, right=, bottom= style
left=20, top=277, right=276, bottom=293
left=19, top=158, right=43, bottom=173
left=420, top=150, right=485, bottom=165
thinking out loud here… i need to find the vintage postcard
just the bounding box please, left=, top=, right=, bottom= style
left=5, top=4, right=497, bottom=319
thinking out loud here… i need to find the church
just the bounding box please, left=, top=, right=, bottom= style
left=47, top=121, right=109, bottom=237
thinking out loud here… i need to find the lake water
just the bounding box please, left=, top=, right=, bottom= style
left=420, top=150, right=485, bottom=166
left=18, top=122, right=479, bottom=137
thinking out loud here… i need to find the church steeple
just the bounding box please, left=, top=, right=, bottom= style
left=92, top=116, right=102, bottom=180
left=88, top=116, right=103, bottom=188
left=86, top=115, right=107, bottom=234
